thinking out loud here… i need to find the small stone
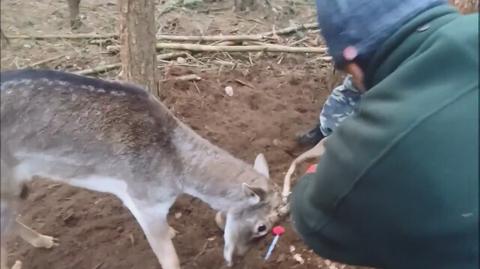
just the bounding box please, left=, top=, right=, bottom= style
left=23, top=44, right=32, bottom=49
left=272, top=139, right=280, bottom=146
left=207, top=236, right=216, bottom=241
left=225, top=86, right=234, bottom=96
left=293, top=253, right=304, bottom=264
left=289, top=245, right=296, bottom=253
left=174, top=212, right=182, bottom=219
left=116, top=226, right=124, bottom=233
left=176, top=57, right=186, bottom=64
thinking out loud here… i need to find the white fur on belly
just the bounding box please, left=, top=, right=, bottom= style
left=12, top=152, right=171, bottom=225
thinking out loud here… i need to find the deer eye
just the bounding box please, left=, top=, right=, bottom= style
left=257, top=224, right=267, bottom=233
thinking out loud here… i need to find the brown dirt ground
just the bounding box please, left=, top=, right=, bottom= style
left=1, top=0, right=368, bottom=269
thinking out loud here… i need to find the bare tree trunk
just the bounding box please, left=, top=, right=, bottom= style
left=0, top=27, right=9, bottom=47
left=67, top=0, right=82, bottom=29
left=234, top=0, right=255, bottom=11
left=119, top=0, right=158, bottom=95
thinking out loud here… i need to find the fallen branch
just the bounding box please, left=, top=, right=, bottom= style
left=155, top=52, right=188, bottom=61
left=156, top=22, right=319, bottom=42
left=264, top=22, right=319, bottom=36
left=234, top=79, right=254, bottom=89
left=5, top=22, right=319, bottom=41
left=5, top=33, right=118, bottom=40
left=93, top=262, right=104, bottom=269
left=157, top=34, right=273, bottom=42
left=74, top=52, right=187, bottom=76
left=156, top=43, right=328, bottom=54
left=73, top=63, right=121, bottom=76
left=28, top=55, right=65, bottom=67
left=162, top=74, right=202, bottom=82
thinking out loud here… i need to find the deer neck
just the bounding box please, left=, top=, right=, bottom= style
left=171, top=123, right=269, bottom=212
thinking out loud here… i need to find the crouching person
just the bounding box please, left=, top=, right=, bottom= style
left=291, top=1, right=479, bottom=268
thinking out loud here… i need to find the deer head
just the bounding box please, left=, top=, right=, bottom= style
left=222, top=138, right=328, bottom=265
left=214, top=153, right=287, bottom=266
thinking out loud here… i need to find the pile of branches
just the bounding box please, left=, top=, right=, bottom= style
left=5, top=22, right=330, bottom=75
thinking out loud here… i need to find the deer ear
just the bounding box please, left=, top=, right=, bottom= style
left=242, top=183, right=267, bottom=204
left=253, top=153, right=270, bottom=178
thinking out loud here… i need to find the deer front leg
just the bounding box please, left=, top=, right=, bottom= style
left=125, top=197, right=180, bottom=269
left=16, top=219, right=59, bottom=249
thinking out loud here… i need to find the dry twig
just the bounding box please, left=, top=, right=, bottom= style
left=157, top=34, right=273, bottom=42
left=193, top=81, right=201, bottom=94
left=162, top=74, right=202, bottom=82
left=93, top=262, right=104, bottom=269
left=28, top=55, right=65, bottom=67
left=73, top=63, right=121, bottom=76
left=6, top=33, right=118, bottom=40
left=74, top=52, right=187, bottom=76
left=265, top=22, right=318, bottom=36
left=193, top=241, right=209, bottom=261
left=234, top=79, right=254, bottom=89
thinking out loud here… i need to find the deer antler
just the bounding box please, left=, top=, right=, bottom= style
left=281, top=138, right=328, bottom=203
left=269, top=138, right=328, bottom=223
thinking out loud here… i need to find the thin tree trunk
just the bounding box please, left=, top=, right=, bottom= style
left=67, top=0, right=82, bottom=29
left=234, top=0, right=255, bottom=11
left=119, top=0, right=158, bottom=95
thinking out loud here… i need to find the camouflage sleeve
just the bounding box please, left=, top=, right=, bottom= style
left=319, top=75, right=362, bottom=136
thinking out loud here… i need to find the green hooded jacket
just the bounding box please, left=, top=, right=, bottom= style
left=291, top=5, right=479, bottom=269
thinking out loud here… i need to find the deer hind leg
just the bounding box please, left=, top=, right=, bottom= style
left=15, top=219, right=59, bottom=249
left=124, top=196, right=180, bottom=269
left=1, top=202, right=22, bottom=269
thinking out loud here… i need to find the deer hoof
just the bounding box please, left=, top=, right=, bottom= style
left=11, top=260, right=22, bottom=269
